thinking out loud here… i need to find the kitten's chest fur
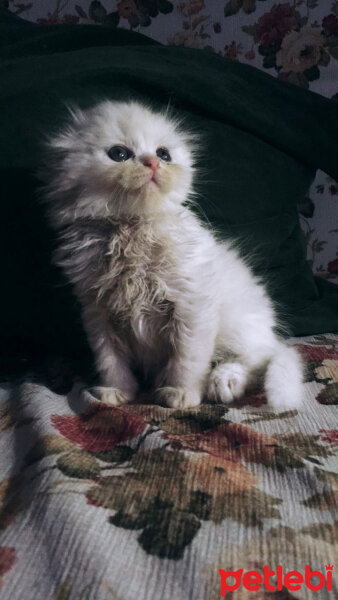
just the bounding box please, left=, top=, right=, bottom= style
left=104, top=222, right=171, bottom=310
left=84, top=219, right=177, bottom=357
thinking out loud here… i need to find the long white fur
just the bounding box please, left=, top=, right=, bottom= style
left=42, top=101, right=303, bottom=410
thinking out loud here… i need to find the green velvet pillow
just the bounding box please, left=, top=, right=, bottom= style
left=1, top=11, right=338, bottom=364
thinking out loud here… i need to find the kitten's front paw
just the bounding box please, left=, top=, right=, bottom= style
left=88, top=386, right=134, bottom=406
left=207, top=362, right=248, bottom=404
left=155, top=387, right=201, bottom=409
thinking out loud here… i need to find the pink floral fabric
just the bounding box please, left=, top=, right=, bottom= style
left=0, top=334, right=337, bottom=598
left=8, top=0, right=338, bottom=280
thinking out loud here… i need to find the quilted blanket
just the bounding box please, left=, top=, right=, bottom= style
left=0, top=335, right=337, bottom=599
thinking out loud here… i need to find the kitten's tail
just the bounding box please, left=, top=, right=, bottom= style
left=265, top=343, right=304, bottom=410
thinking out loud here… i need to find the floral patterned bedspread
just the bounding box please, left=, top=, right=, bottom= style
left=0, top=335, right=337, bottom=599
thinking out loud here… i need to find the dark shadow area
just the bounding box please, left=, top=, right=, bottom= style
left=0, top=168, right=93, bottom=374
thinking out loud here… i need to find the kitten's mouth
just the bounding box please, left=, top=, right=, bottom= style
left=144, top=174, right=159, bottom=188
left=130, top=170, right=162, bottom=192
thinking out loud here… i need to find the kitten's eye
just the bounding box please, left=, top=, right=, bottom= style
left=156, top=147, right=171, bottom=162
left=107, top=145, right=134, bottom=162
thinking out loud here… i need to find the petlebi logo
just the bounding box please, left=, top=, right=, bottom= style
left=219, top=564, right=334, bottom=596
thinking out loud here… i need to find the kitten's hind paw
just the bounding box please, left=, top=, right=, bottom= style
left=207, top=362, right=248, bottom=404
left=155, top=387, right=201, bottom=409
left=88, top=386, right=134, bottom=406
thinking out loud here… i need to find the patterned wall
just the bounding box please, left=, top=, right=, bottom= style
left=8, top=0, right=338, bottom=279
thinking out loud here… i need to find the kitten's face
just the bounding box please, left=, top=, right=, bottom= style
left=48, top=102, right=195, bottom=221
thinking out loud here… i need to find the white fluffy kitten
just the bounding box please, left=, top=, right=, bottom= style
left=43, top=101, right=303, bottom=410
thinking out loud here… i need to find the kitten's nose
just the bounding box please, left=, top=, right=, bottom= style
left=141, top=155, right=160, bottom=173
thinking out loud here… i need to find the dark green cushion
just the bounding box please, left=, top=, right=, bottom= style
left=1, top=10, right=338, bottom=363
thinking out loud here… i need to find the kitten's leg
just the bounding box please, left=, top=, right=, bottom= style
left=155, top=349, right=207, bottom=409
left=155, top=317, right=217, bottom=409
left=82, top=308, right=139, bottom=406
